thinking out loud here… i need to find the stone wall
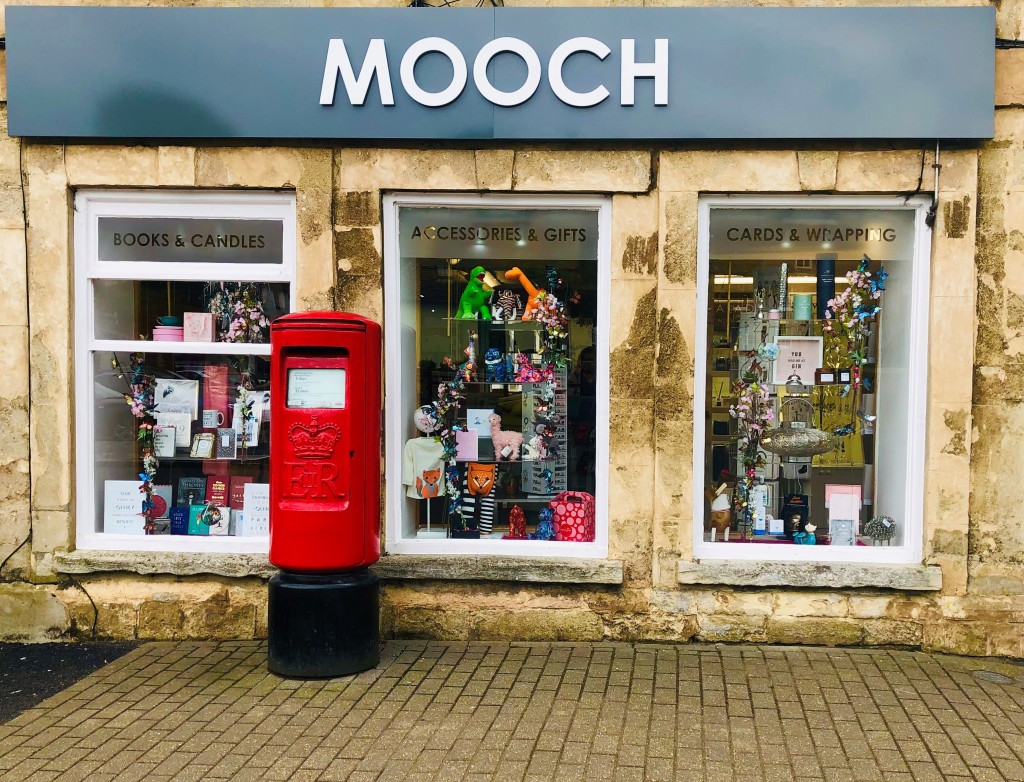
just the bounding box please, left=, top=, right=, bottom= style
left=0, top=0, right=1021, bottom=656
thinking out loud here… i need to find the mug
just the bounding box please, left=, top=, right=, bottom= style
left=202, top=409, right=225, bottom=428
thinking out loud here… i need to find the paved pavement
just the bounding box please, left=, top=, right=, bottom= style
left=2, top=641, right=1024, bottom=782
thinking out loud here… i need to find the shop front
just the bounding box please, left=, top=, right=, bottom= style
left=0, top=3, right=1013, bottom=653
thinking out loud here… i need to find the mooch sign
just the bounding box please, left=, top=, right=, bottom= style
left=6, top=6, right=994, bottom=141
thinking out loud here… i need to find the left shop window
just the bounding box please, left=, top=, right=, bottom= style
left=75, top=191, right=296, bottom=552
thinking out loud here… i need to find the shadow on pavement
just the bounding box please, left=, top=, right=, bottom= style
left=0, top=642, right=137, bottom=723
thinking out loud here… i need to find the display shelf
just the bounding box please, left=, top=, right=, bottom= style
left=156, top=453, right=269, bottom=462
left=93, top=339, right=271, bottom=356
left=446, top=318, right=542, bottom=330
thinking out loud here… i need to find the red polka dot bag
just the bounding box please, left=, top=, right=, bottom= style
left=550, top=491, right=596, bottom=542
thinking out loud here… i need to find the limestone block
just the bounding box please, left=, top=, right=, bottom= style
left=927, top=298, right=974, bottom=406
left=334, top=273, right=382, bottom=323
left=653, top=418, right=693, bottom=542
left=654, top=287, right=696, bottom=423
left=137, top=600, right=186, bottom=640
left=862, top=618, right=922, bottom=648
left=390, top=605, right=470, bottom=640
left=0, top=106, right=20, bottom=189
left=0, top=231, right=27, bottom=326
left=764, top=617, right=862, bottom=646
left=923, top=405, right=971, bottom=534
left=697, top=613, right=768, bottom=643
left=182, top=587, right=258, bottom=639
left=0, top=507, right=29, bottom=580
left=835, top=150, right=927, bottom=192
left=607, top=460, right=655, bottom=528
left=474, top=609, right=603, bottom=641
left=774, top=593, right=849, bottom=618
left=967, top=403, right=1024, bottom=563
left=61, top=585, right=138, bottom=641
left=31, top=509, right=71, bottom=555
left=475, top=149, right=514, bottom=191
left=660, top=151, right=799, bottom=193
left=0, top=50, right=6, bottom=103
left=608, top=283, right=656, bottom=400
left=334, top=225, right=381, bottom=277
left=372, top=555, right=623, bottom=585
left=677, top=560, right=942, bottom=590
left=921, top=621, right=987, bottom=656
left=609, top=396, right=655, bottom=464
left=660, top=191, right=698, bottom=290
left=197, top=147, right=306, bottom=188
left=968, top=558, right=1024, bottom=596
left=512, top=150, right=650, bottom=193
left=695, top=590, right=775, bottom=617
left=797, top=151, right=838, bottom=191
left=930, top=197, right=976, bottom=299
left=336, top=148, right=477, bottom=191
left=847, top=595, right=893, bottom=620
left=0, top=583, right=68, bottom=641
left=930, top=555, right=967, bottom=597
left=995, top=108, right=1024, bottom=144
left=157, top=147, right=196, bottom=187
left=937, top=150, right=978, bottom=196
left=65, top=146, right=159, bottom=186
left=334, top=190, right=380, bottom=227
left=0, top=325, right=29, bottom=463
left=612, top=194, right=659, bottom=280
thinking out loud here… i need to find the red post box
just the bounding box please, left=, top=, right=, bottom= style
left=269, top=312, right=382, bottom=572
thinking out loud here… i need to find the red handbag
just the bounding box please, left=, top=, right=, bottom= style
left=550, top=491, right=596, bottom=542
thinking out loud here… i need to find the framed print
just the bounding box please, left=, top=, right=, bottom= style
left=771, top=336, right=823, bottom=386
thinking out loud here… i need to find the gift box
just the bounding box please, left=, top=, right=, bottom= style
left=183, top=312, right=214, bottom=342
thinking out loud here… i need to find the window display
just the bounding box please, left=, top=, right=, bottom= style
left=697, top=202, right=927, bottom=560
left=75, top=191, right=295, bottom=552
left=387, top=200, right=607, bottom=552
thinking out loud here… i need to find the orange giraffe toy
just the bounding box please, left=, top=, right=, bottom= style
left=504, top=267, right=542, bottom=321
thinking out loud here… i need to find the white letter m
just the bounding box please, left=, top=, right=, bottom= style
left=320, top=39, right=394, bottom=106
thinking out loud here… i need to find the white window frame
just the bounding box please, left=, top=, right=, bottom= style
left=383, top=192, right=611, bottom=558
left=693, top=194, right=931, bottom=565
left=74, top=189, right=297, bottom=553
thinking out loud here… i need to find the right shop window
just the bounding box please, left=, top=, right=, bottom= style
left=696, top=197, right=930, bottom=563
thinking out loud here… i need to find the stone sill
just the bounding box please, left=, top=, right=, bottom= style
left=53, top=551, right=624, bottom=585
left=373, top=555, right=624, bottom=585
left=677, top=560, right=942, bottom=591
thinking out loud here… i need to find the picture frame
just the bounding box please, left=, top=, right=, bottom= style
left=771, top=336, right=824, bottom=386
left=189, top=432, right=215, bottom=459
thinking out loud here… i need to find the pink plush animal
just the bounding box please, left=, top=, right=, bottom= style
left=489, top=413, right=524, bottom=461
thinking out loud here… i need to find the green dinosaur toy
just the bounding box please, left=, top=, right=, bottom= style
left=456, top=266, right=500, bottom=319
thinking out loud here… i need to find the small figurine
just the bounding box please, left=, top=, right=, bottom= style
left=489, top=413, right=524, bottom=461
left=529, top=507, right=556, bottom=540
left=504, top=505, right=527, bottom=539
left=793, top=521, right=817, bottom=545
left=491, top=289, right=522, bottom=323
left=504, top=267, right=542, bottom=321
left=484, top=348, right=507, bottom=383
left=456, top=266, right=500, bottom=319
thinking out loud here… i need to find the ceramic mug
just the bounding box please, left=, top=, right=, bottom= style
left=202, top=409, right=225, bottom=428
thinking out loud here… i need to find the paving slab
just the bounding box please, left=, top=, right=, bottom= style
left=2, top=641, right=1024, bottom=781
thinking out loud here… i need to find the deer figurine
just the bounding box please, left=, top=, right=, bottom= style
left=504, top=267, right=542, bottom=321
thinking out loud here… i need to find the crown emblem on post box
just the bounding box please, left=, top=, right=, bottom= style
left=288, top=416, right=341, bottom=459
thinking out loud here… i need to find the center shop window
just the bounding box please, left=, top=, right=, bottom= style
left=697, top=200, right=928, bottom=562
left=387, top=200, right=607, bottom=553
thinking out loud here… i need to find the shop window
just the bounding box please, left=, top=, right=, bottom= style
left=384, top=195, right=609, bottom=556
left=74, top=191, right=296, bottom=552
left=695, top=196, right=930, bottom=564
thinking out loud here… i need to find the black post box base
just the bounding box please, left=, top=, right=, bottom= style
left=268, top=569, right=380, bottom=678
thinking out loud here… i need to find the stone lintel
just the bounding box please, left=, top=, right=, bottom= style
left=52, top=550, right=624, bottom=585
left=677, top=560, right=942, bottom=591
left=373, top=555, right=624, bottom=585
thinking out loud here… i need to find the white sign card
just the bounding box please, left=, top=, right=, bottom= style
left=771, top=336, right=823, bottom=386
left=286, top=368, right=346, bottom=409
left=232, top=396, right=263, bottom=447
left=103, top=480, right=145, bottom=535
left=153, top=425, right=176, bottom=457
left=466, top=408, right=493, bottom=439
left=156, top=412, right=191, bottom=448
left=154, top=379, right=199, bottom=419
left=240, top=483, right=270, bottom=536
